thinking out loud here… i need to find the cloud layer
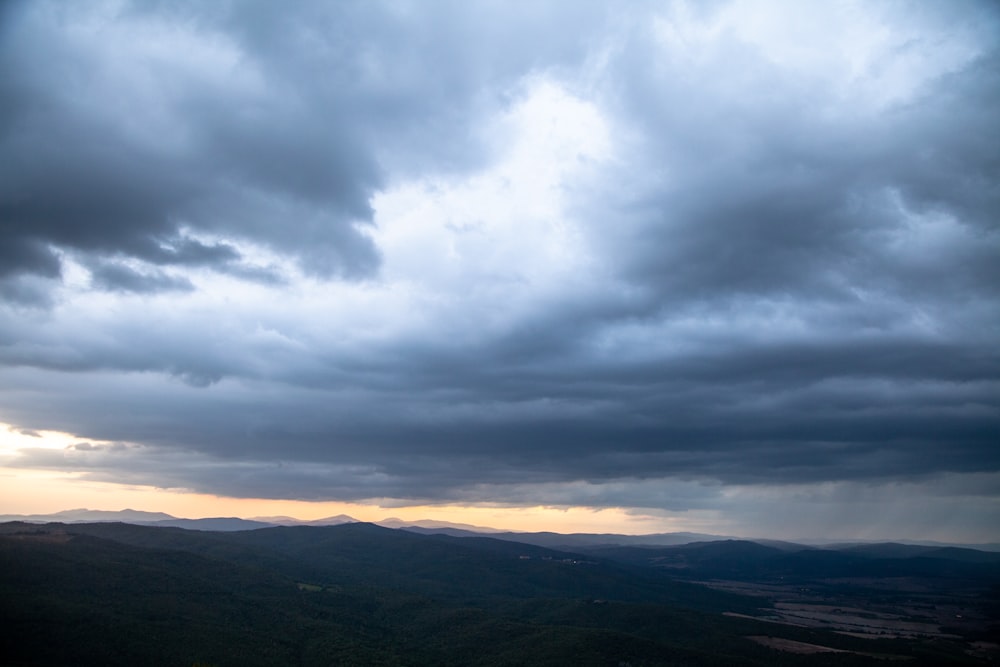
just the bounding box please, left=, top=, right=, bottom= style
left=1, top=0, right=998, bottom=537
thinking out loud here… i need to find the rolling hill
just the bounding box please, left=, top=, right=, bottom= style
left=3, top=520, right=997, bottom=665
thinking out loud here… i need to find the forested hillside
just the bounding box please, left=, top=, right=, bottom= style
left=1, top=522, right=994, bottom=666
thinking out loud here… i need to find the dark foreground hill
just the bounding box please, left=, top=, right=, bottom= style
left=1, top=522, right=994, bottom=666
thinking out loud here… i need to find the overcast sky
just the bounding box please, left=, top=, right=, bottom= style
left=1, top=0, right=998, bottom=540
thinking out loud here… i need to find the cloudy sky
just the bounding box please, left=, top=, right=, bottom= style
left=1, top=0, right=998, bottom=541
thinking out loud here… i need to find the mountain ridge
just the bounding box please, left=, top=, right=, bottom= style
left=3, top=508, right=999, bottom=551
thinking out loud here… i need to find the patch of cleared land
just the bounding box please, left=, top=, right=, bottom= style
left=707, top=577, right=993, bottom=641
left=747, top=635, right=914, bottom=660
left=746, top=635, right=846, bottom=654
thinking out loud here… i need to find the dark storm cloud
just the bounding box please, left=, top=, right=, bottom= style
left=0, top=0, right=609, bottom=292
left=0, top=0, right=372, bottom=284
left=0, top=0, right=998, bottom=519
left=585, top=39, right=1000, bottom=315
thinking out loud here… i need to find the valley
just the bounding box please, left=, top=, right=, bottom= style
left=2, top=519, right=998, bottom=665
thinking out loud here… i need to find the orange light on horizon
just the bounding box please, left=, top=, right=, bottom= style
left=0, top=465, right=712, bottom=534
left=0, top=421, right=713, bottom=535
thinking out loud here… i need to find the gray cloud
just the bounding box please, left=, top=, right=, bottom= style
left=89, top=262, right=195, bottom=294
left=0, top=0, right=611, bottom=290
left=0, top=1, right=998, bottom=538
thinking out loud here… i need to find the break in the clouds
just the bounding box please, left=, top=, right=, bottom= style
left=1, top=0, right=998, bottom=539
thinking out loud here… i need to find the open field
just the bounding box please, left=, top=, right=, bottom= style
left=709, top=576, right=996, bottom=644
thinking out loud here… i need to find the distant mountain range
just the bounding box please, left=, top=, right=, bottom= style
left=0, top=509, right=737, bottom=543
left=250, top=513, right=360, bottom=527
left=399, top=526, right=737, bottom=549
left=0, top=508, right=179, bottom=523
left=0, top=508, right=354, bottom=532
left=2, top=508, right=998, bottom=552
left=0, top=510, right=505, bottom=534
left=375, top=517, right=508, bottom=533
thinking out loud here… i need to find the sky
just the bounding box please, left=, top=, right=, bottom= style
left=0, top=0, right=998, bottom=542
